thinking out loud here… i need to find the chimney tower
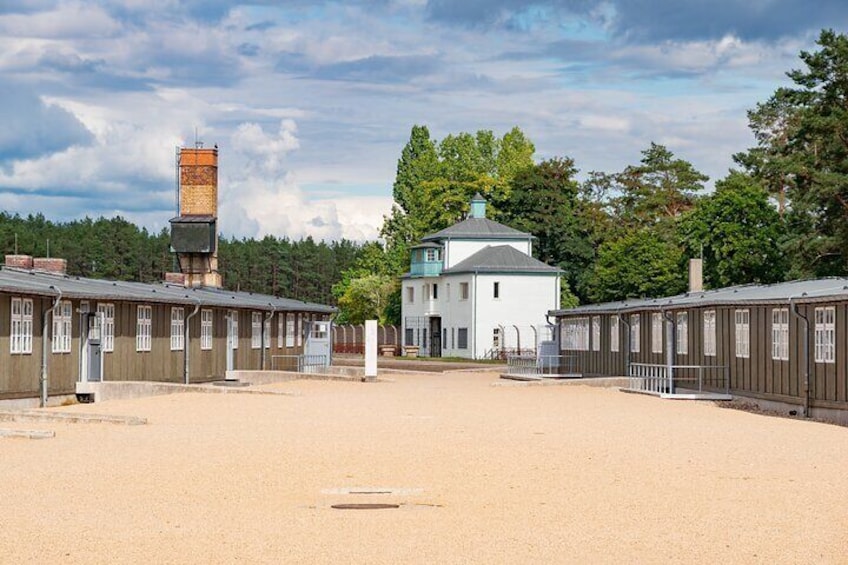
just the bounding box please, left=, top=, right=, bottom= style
left=168, top=145, right=222, bottom=288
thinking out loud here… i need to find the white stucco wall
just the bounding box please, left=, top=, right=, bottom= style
left=444, top=239, right=531, bottom=269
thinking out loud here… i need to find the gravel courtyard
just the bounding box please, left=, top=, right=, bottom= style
left=2, top=371, right=847, bottom=564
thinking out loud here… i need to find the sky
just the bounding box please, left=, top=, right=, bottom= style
left=1, top=1, right=847, bottom=242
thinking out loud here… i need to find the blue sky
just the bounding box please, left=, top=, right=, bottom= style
left=1, top=1, right=846, bottom=241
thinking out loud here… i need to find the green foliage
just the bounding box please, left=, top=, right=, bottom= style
left=680, top=171, right=787, bottom=288
left=738, top=29, right=848, bottom=277
left=589, top=228, right=687, bottom=303
left=0, top=212, right=363, bottom=306
left=335, top=274, right=398, bottom=325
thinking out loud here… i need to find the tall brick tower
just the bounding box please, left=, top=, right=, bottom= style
left=169, top=145, right=223, bottom=288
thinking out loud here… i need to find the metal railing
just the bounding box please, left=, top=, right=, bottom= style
left=506, top=354, right=579, bottom=377
left=271, top=354, right=329, bottom=373
left=628, top=363, right=729, bottom=395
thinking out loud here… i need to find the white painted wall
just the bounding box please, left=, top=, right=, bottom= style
left=471, top=274, right=559, bottom=359
left=444, top=239, right=531, bottom=269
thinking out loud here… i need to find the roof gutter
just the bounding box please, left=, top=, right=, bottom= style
left=41, top=285, right=62, bottom=407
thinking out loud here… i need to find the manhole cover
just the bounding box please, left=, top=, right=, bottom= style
left=331, top=503, right=400, bottom=510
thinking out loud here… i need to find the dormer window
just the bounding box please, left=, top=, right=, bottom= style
left=426, top=248, right=439, bottom=261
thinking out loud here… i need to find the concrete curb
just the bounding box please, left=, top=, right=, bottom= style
left=0, top=410, right=147, bottom=426
left=0, top=428, right=55, bottom=439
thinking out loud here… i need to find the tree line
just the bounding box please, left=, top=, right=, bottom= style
left=0, top=212, right=363, bottom=306
left=334, top=29, right=848, bottom=324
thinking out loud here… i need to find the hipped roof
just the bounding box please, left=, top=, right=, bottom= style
left=549, top=278, right=848, bottom=317
left=0, top=267, right=336, bottom=314
left=442, top=245, right=560, bottom=275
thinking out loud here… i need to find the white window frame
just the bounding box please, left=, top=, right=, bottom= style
left=170, top=307, right=185, bottom=351
left=457, top=327, right=468, bottom=349
left=651, top=312, right=663, bottom=354
left=426, top=248, right=438, bottom=261
left=562, top=317, right=590, bottom=351
left=460, top=282, right=469, bottom=301
left=264, top=316, right=271, bottom=349
left=251, top=312, right=262, bottom=349
left=296, top=314, right=303, bottom=347
left=406, top=286, right=414, bottom=304
left=610, top=315, right=619, bottom=353
left=10, top=297, right=33, bottom=355
left=286, top=313, right=295, bottom=347
left=231, top=310, right=239, bottom=350
left=278, top=315, right=284, bottom=348
left=201, top=309, right=213, bottom=351
left=676, top=312, right=688, bottom=355
left=814, top=306, right=835, bottom=364
left=136, top=305, right=152, bottom=352
left=97, top=303, right=115, bottom=353
left=735, top=309, right=750, bottom=359
left=703, top=310, right=716, bottom=357
left=52, top=300, right=72, bottom=354
left=591, top=316, right=601, bottom=352
left=771, top=308, right=789, bottom=361
left=630, top=314, right=640, bottom=353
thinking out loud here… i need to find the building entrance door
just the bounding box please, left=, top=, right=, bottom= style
left=430, top=317, right=442, bottom=358
left=83, top=312, right=103, bottom=382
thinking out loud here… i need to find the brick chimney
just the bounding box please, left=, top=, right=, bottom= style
left=689, top=258, right=704, bottom=293
left=164, top=272, right=187, bottom=286
left=4, top=254, right=34, bottom=269
left=33, top=257, right=67, bottom=274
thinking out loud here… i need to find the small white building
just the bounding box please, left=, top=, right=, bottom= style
left=401, top=194, right=561, bottom=359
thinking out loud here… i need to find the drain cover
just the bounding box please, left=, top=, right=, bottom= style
left=331, top=503, right=400, bottom=510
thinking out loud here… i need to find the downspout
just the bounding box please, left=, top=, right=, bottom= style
left=661, top=308, right=675, bottom=394
left=184, top=297, right=201, bottom=385
left=789, top=295, right=810, bottom=418
left=41, top=285, right=62, bottom=407
left=619, top=311, right=631, bottom=378
left=472, top=269, right=478, bottom=359
left=262, top=304, right=276, bottom=370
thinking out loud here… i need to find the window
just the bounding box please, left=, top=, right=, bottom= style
left=591, top=316, right=601, bottom=352
left=703, top=310, right=716, bottom=357
left=735, top=309, right=750, bottom=358
left=231, top=310, right=239, bottom=350
left=251, top=312, right=262, bottom=349
left=771, top=308, right=789, bottom=361
left=264, top=316, right=271, bottom=349
left=50, top=300, right=73, bottom=353
left=814, top=306, right=835, bottom=363
left=278, top=315, right=284, bottom=348
left=651, top=313, right=663, bottom=354
left=136, top=305, right=152, bottom=352
left=296, top=315, right=303, bottom=347
left=10, top=297, right=33, bottom=355
left=457, top=328, right=468, bottom=349
left=493, top=282, right=500, bottom=299
left=406, top=286, right=414, bottom=304
left=432, top=284, right=438, bottom=300
left=493, top=328, right=501, bottom=349
left=426, top=248, right=438, bottom=261
left=170, top=307, right=185, bottom=351
left=610, top=315, right=619, bottom=353
left=451, top=327, right=455, bottom=349
left=97, top=303, right=114, bottom=353
left=630, top=314, right=640, bottom=353
left=424, top=284, right=431, bottom=301
left=676, top=312, right=688, bottom=355
left=446, top=284, right=450, bottom=301
left=562, top=317, right=590, bottom=351
left=201, top=309, right=213, bottom=350
left=405, top=327, right=414, bottom=346
left=286, top=314, right=295, bottom=347
left=460, top=282, right=469, bottom=300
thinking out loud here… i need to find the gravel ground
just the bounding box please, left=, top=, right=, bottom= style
left=2, top=371, right=847, bottom=564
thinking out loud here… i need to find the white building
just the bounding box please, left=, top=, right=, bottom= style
left=401, top=194, right=561, bottom=359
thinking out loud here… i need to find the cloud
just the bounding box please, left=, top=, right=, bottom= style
left=0, top=82, right=93, bottom=162
left=425, top=0, right=848, bottom=43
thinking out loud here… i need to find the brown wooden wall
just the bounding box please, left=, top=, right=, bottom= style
left=558, top=302, right=848, bottom=410
left=0, top=293, right=322, bottom=401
